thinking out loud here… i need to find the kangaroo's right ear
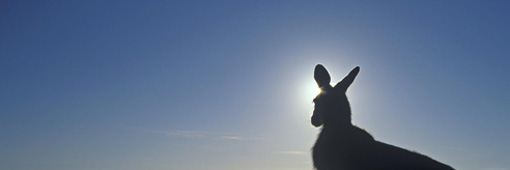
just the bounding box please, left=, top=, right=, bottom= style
left=314, top=64, right=331, bottom=88
left=334, top=66, right=360, bottom=92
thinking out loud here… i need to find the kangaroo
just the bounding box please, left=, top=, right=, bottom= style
left=311, top=64, right=454, bottom=170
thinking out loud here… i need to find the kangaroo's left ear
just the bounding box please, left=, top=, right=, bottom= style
left=334, top=66, right=360, bottom=92
left=314, top=64, right=331, bottom=88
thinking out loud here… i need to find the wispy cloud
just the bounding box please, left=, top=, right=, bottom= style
left=145, top=130, right=206, bottom=138
left=141, top=129, right=270, bottom=141
left=217, top=135, right=268, bottom=141
left=220, top=136, right=245, bottom=140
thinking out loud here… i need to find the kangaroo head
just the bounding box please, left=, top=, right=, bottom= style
left=312, top=64, right=360, bottom=127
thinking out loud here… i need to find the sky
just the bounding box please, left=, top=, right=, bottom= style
left=1, top=0, right=509, bottom=170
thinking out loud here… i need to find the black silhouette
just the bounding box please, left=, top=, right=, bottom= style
left=311, top=64, right=454, bottom=170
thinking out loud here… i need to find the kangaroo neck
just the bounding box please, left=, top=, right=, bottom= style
left=321, top=123, right=375, bottom=142
left=323, top=121, right=353, bottom=130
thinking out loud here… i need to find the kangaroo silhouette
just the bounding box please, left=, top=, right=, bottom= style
left=311, top=64, right=454, bottom=170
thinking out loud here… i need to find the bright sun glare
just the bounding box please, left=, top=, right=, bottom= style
left=302, top=79, right=322, bottom=102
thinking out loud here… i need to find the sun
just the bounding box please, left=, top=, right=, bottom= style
left=301, top=78, right=322, bottom=102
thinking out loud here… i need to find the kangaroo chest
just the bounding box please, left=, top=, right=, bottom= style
left=312, top=127, right=374, bottom=170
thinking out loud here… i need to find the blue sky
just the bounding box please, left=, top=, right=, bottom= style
left=1, top=1, right=509, bottom=170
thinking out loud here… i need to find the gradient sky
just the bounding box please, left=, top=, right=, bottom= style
left=1, top=1, right=509, bottom=170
